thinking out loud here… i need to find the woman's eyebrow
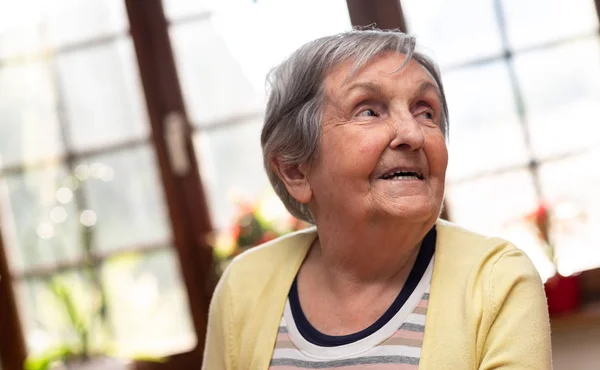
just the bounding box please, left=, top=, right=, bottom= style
left=417, top=80, right=442, bottom=101
left=343, top=81, right=383, bottom=96
left=339, top=80, right=441, bottom=103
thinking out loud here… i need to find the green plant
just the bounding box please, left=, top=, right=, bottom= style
left=23, top=274, right=165, bottom=370
left=24, top=345, right=75, bottom=370
left=23, top=275, right=106, bottom=370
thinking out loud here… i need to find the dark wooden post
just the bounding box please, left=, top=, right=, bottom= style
left=125, top=1, right=215, bottom=367
left=0, top=231, right=27, bottom=369
left=346, top=0, right=407, bottom=31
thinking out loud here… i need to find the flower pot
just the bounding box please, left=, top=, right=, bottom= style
left=544, top=273, right=581, bottom=317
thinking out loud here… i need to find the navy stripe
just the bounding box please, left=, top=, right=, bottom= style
left=288, top=226, right=436, bottom=347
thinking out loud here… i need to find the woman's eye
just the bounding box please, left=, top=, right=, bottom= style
left=357, top=108, right=378, bottom=117
left=418, top=110, right=435, bottom=121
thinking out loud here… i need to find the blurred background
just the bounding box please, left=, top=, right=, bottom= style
left=0, top=0, right=599, bottom=369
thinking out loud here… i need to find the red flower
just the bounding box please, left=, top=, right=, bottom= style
left=527, top=203, right=551, bottom=245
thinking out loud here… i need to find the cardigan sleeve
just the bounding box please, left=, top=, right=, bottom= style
left=202, top=270, right=234, bottom=370
left=479, top=247, right=552, bottom=370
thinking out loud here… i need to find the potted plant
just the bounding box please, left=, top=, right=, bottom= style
left=212, top=191, right=309, bottom=277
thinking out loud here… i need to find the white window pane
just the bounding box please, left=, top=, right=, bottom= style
left=78, top=145, right=172, bottom=253
left=194, top=119, right=271, bottom=229
left=42, top=0, right=128, bottom=47
left=162, top=0, right=215, bottom=21
left=16, top=272, right=98, bottom=354
left=0, top=0, right=44, bottom=59
left=0, top=0, right=127, bottom=59
left=539, top=149, right=600, bottom=274
left=446, top=169, right=556, bottom=280
left=514, top=37, right=600, bottom=159
left=57, top=38, right=149, bottom=152
left=402, top=0, right=503, bottom=67
left=102, top=249, right=196, bottom=356
left=169, top=0, right=351, bottom=126
left=0, top=61, right=64, bottom=168
left=502, top=0, right=599, bottom=51
left=169, top=19, right=263, bottom=125
left=443, top=61, right=528, bottom=181
left=0, top=166, right=82, bottom=272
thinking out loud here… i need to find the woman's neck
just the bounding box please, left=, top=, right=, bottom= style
left=307, top=217, right=434, bottom=288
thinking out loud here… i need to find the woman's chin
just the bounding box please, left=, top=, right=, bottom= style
left=373, top=197, right=439, bottom=223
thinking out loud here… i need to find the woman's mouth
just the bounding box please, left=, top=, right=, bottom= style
left=379, top=170, right=424, bottom=180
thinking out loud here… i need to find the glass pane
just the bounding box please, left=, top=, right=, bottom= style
left=402, top=0, right=503, bottom=67
left=77, top=145, right=172, bottom=253
left=446, top=169, right=555, bottom=280
left=194, top=119, right=270, bottom=229
left=168, top=0, right=352, bottom=126
left=0, top=0, right=44, bottom=59
left=502, top=0, right=599, bottom=51
left=102, top=248, right=196, bottom=356
left=0, top=0, right=127, bottom=60
left=539, top=149, right=600, bottom=275
left=57, top=38, right=149, bottom=152
left=163, top=0, right=215, bottom=21
left=42, top=0, right=128, bottom=47
left=169, top=18, right=263, bottom=125
left=513, top=37, right=600, bottom=159
left=0, top=165, right=82, bottom=272
left=443, top=61, right=529, bottom=181
left=0, top=61, right=64, bottom=168
left=16, top=271, right=100, bottom=354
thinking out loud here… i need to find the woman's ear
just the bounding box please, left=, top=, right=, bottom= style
left=271, top=157, right=312, bottom=204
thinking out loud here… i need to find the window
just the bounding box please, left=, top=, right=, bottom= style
left=402, top=0, right=600, bottom=280
left=0, top=1, right=210, bottom=368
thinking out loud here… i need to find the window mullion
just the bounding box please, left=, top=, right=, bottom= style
left=125, top=0, right=214, bottom=364
left=0, top=230, right=27, bottom=369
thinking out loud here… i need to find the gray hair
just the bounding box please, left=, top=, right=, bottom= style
left=261, top=29, right=449, bottom=223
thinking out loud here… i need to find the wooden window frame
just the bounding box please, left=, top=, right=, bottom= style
left=123, top=1, right=215, bottom=368
left=0, top=0, right=215, bottom=369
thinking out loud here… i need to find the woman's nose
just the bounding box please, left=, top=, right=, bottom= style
left=388, top=113, right=425, bottom=151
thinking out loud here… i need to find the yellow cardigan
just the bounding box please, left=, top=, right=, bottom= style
left=202, top=220, right=552, bottom=369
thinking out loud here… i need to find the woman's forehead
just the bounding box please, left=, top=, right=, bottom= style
left=323, top=54, right=438, bottom=97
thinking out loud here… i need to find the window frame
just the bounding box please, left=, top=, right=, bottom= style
left=0, top=0, right=215, bottom=368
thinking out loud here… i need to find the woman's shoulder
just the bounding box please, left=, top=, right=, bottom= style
left=434, top=219, right=539, bottom=280
left=427, top=224, right=549, bottom=369
left=436, top=219, right=523, bottom=256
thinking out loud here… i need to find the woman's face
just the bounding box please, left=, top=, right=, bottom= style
left=307, top=52, right=448, bottom=225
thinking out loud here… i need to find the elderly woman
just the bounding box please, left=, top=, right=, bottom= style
left=202, top=30, right=551, bottom=369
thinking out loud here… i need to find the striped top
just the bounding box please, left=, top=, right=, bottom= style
left=269, top=228, right=435, bottom=369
